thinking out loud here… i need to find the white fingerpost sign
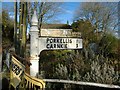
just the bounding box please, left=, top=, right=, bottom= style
left=30, top=11, right=83, bottom=77
left=38, top=37, right=82, bottom=52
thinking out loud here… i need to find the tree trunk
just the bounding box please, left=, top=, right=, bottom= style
left=14, top=2, right=17, bottom=54
left=19, top=2, right=24, bottom=56
left=38, top=2, right=44, bottom=35
left=21, top=2, right=27, bottom=58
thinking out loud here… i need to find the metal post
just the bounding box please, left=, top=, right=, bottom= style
left=29, top=11, right=39, bottom=77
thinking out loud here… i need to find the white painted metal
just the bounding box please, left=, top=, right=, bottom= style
left=43, top=79, right=120, bottom=89
left=38, top=37, right=82, bottom=53
left=29, top=10, right=39, bottom=77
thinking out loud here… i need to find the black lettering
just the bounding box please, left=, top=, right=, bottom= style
left=70, top=39, right=72, bottom=43
left=47, top=38, right=53, bottom=43
left=47, top=43, right=69, bottom=49
left=57, top=44, right=61, bottom=48
left=63, top=39, right=65, bottom=43
left=59, top=39, right=62, bottom=43
left=57, top=38, right=59, bottom=43
left=50, top=44, right=53, bottom=48
left=65, top=44, right=67, bottom=48
left=46, top=38, right=49, bottom=43
left=54, top=44, right=56, bottom=48
left=46, top=44, right=49, bottom=48
left=53, top=38, right=56, bottom=43
left=50, top=38, right=53, bottom=43
left=61, top=44, right=63, bottom=48
left=66, top=39, right=68, bottom=43
left=76, top=44, right=78, bottom=48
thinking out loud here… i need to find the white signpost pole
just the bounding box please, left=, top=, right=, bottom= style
left=30, top=11, right=39, bottom=77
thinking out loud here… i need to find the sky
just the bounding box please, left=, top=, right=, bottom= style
left=1, top=2, right=80, bottom=35
left=1, top=0, right=120, bottom=2
left=1, top=2, right=119, bottom=37
left=0, top=2, right=1, bottom=13
left=58, top=2, right=80, bottom=24
left=2, top=2, right=80, bottom=24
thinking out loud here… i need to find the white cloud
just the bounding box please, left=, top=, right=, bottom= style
left=65, top=10, right=72, bottom=14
